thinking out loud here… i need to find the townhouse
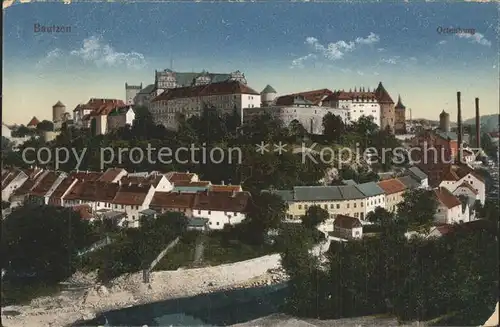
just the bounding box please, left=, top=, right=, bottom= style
left=64, top=180, right=120, bottom=211
left=269, top=183, right=374, bottom=221
left=111, top=184, right=155, bottom=227
left=48, top=176, right=79, bottom=206
left=149, top=191, right=196, bottom=216
left=27, top=171, right=67, bottom=205
left=107, top=106, right=135, bottom=132
left=434, top=187, right=468, bottom=224
left=191, top=191, right=251, bottom=230
left=354, top=182, right=386, bottom=216
left=437, top=164, right=485, bottom=205
left=377, top=178, right=407, bottom=213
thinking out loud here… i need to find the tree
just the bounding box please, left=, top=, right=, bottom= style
left=36, top=120, right=54, bottom=132
left=289, top=120, right=307, bottom=141
left=243, top=192, right=288, bottom=243
left=322, top=113, right=345, bottom=142
left=366, top=207, right=394, bottom=225
left=1, top=205, right=96, bottom=282
left=397, top=189, right=438, bottom=232
left=301, top=205, right=329, bottom=229
left=1, top=201, right=10, bottom=209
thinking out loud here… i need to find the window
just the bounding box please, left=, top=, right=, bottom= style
left=198, top=210, right=201, bottom=214
left=324, top=204, right=328, bottom=209
left=298, top=205, right=302, bottom=209
left=360, top=212, right=364, bottom=219
left=216, top=222, right=220, bottom=225
left=234, top=212, right=237, bottom=215
left=330, top=204, right=334, bottom=209
left=354, top=203, right=357, bottom=208
left=361, top=202, right=363, bottom=207
left=347, top=204, right=350, bottom=208
left=208, top=211, right=211, bottom=215
left=354, top=212, right=358, bottom=218
left=336, top=204, right=340, bottom=209
left=304, top=205, right=308, bottom=209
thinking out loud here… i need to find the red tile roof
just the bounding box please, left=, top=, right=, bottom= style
left=151, top=80, right=259, bottom=102
left=165, top=172, right=195, bottom=183
left=50, top=176, right=77, bottom=199
left=193, top=191, right=250, bottom=212
left=12, top=171, right=47, bottom=197
left=377, top=178, right=407, bottom=195
left=99, top=168, right=125, bottom=183
left=334, top=215, right=362, bottom=229
left=324, top=90, right=378, bottom=102
left=286, top=89, right=334, bottom=105
left=112, top=184, right=152, bottom=206
left=434, top=187, right=461, bottom=209
left=29, top=171, right=60, bottom=197
left=1, top=169, right=20, bottom=190
left=120, top=174, right=164, bottom=188
left=69, top=171, right=103, bottom=182
left=65, top=180, right=120, bottom=202
left=73, top=98, right=125, bottom=116
left=27, top=116, right=40, bottom=127
left=150, top=192, right=196, bottom=209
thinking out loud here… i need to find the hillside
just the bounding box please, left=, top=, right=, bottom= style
left=463, top=114, right=499, bottom=132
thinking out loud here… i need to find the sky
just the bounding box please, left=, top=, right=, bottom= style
left=3, top=1, right=499, bottom=124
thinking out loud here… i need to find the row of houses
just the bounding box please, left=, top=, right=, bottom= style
left=1, top=167, right=249, bottom=229
left=268, top=164, right=486, bottom=240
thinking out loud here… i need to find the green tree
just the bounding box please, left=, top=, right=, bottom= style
left=366, top=207, right=394, bottom=225
left=397, top=189, right=438, bottom=232
left=243, top=192, right=288, bottom=243
left=301, top=205, right=329, bottom=229
left=1, top=205, right=96, bottom=282
left=322, top=112, right=345, bottom=142
left=36, top=120, right=54, bottom=132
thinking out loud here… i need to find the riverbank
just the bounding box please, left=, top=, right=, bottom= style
left=1, top=254, right=286, bottom=327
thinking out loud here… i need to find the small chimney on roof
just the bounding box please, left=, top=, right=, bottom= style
left=221, top=180, right=225, bottom=185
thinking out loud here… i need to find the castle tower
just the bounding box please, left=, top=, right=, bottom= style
left=125, top=82, right=143, bottom=105
left=260, top=85, right=277, bottom=107
left=439, top=110, right=450, bottom=132
left=52, top=101, right=66, bottom=130
left=375, top=82, right=395, bottom=132
left=394, top=95, right=406, bottom=134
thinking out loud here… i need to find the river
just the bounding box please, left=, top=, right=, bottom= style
left=72, top=283, right=289, bottom=326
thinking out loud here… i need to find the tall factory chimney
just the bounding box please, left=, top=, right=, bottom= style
left=475, top=97, right=480, bottom=149
left=457, top=92, right=463, bottom=162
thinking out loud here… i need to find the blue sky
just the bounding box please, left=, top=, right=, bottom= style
left=3, top=2, right=499, bottom=124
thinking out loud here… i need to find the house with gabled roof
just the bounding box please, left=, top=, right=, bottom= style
left=27, top=171, right=67, bottom=205
left=333, top=215, right=363, bottom=240
left=437, top=164, right=485, bottom=205
left=165, top=171, right=199, bottom=184
left=192, top=191, right=251, bottom=230
left=377, top=178, right=407, bottom=213
left=48, top=176, right=79, bottom=206
left=407, top=166, right=429, bottom=188
left=354, top=181, right=386, bottom=216
left=434, top=187, right=464, bottom=224
left=10, top=170, right=49, bottom=207
left=107, top=105, right=135, bottom=132
left=111, top=184, right=155, bottom=227
left=64, top=180, right=120, bottom=212
left=149, top=192, right=196, bottom=217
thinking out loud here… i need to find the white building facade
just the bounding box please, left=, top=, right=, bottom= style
left=150, top=80, right=261, bottom=131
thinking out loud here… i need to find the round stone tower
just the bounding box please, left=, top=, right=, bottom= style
left=439, top=110, right=450, bottom=132
left=260, top=85, right=277, bottom=107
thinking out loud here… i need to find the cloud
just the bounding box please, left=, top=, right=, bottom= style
left=291, top=32, right=380, bottom=67
left=381, top=56, right=400, bottom=64
left=438, top=40, right=447, bottom=45
left=70, top=36, right=147, bottom=68
left=377, top=48, right=386, bottom=52
left=356, top=70, right=364, bottom=76
left=456, top=32, right=492, bottom=46
left=36, top=48, right=63, bottom=68
left=290, top=54, right=317, bottom=68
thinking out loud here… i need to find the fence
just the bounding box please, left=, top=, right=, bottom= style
left=77, top=236, right=113, bottom=257
left=143, top=236, right=180, bottom=283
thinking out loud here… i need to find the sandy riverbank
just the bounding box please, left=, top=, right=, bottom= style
left=1, top=254, right=286, bottom=327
